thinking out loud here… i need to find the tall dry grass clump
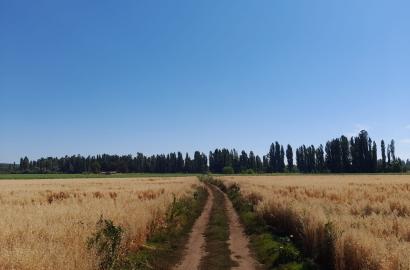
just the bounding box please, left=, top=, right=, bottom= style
left=0, top=177, right=199, bottom=270
left=222, top=175, right=410, bottom=270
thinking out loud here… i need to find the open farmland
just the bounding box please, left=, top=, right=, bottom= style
left=221, top=175, right=410, bottom=270
left=0, top=177, right=199, bottom=270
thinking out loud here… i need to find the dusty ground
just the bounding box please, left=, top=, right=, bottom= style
left=224, top=191, right=260, bottom=270
left=174, top=185, right=214, bottom=270
left=175, top=185, right=258, bottom=270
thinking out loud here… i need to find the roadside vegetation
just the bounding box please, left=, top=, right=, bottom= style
left=223, top=175, right=410, bottom=270
left=201, top=175, right=317, bottom=270
left=87, top=186, right=208, bottom=270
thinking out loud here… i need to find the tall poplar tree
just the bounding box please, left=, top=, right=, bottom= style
left=286, top=144, right=294, bottom=172
left=381, top=140, right=386, bottom=171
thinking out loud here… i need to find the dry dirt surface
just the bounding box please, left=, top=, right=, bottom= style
left=176, top=185, right=259, bottom=270
left=224, top=191, right=260, bottom=270
left=174, top=185, right=214, bottom=270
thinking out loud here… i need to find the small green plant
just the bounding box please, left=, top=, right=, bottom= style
left=87, top=216, right=124, bottom=270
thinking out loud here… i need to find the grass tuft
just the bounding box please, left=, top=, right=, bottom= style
left=200, top=185, right=237, bottom=270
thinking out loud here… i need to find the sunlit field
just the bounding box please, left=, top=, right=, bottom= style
left=221, top=175, right=410, bottom=270
left=0, top=177, right=199, bottom=270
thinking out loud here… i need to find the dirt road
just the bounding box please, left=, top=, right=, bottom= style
left=224, top=191, right=260, bottom=270
left=174, top=185, right=258, bottom=270
left=173, top=185, right=214, bottom=270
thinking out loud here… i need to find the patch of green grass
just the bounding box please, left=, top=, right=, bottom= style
left=276, top=262, right=316, bottom=270
left=200, top=186, right=237, bottom=270
left=0, top=173, right=198, bottom=180
left=250, top=233, right=315, bottom=269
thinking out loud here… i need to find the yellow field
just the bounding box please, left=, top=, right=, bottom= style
left=221, top=175, right=410, bottom=270
left=0, top=177, right=199, bottom=270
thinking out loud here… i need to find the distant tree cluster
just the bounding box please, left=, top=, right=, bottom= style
left=10, top=130, right=408, bottom=174
left=0, top=163, right=17, bottom=173
left=17, top=152, right=208, bottom=174
left=295, top=131, right=405, bottom=173
left=208, top=149, right=263, bottom=174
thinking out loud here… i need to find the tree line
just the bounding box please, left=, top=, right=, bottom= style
left=10, top=130, right=410, bottom=174
left=17, top=152, right=208, bottom=174
left=295, top=131, right=404, bottom=173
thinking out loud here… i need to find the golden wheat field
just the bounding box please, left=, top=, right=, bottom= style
left=0, top=177, right=199, bottom=270
left=221, top=175, right=410, bottom=270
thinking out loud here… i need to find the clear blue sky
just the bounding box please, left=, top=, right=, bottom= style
left=1, top=0, right=410, bottom=163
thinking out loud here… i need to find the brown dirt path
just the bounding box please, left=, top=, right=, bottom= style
left=222, top=190, right=260, bottom=270
left=174, top=185, right=259, bottom=270
left=173, top=185, right=214, bottom=270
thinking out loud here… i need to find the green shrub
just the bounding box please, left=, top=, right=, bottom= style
left=222, top=166, right=235, bottom=174
left=240, top=211, right=265, bottom=234
left=244, top=169, right=255, bottom=174
left=87, top=216, right=124, bottom=270
left=251, top=233, right=303, bottom=268
left=277, top=243, right=301, bottom=265
left=276, top=261, right=317, bottom=270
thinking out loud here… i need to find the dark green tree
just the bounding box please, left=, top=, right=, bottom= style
left=249, top=151, right=256, bottom=171
left=390, top=139, right=396, bottom=161
left=340, top=136, right=350, bottom=172
left=184, top=153, right=192, bottom=173
left=275, top=142, right=281, bottom=172
left=372, top=141, right=378, bottom=172
left=316, top=145, right=325, bottom=172
left=279, top=145, right=285, bottom=172
left=286, top=144, right=294, bottom=172
left=20, top=157, right=30, bottom=172
left=268, top=143, right=275, bottom=173
left=325, top=139, right=342, bottom=173
left=239, top=151, right=249, bottom=172
left=255, top=156, right=263, bottom=173
left=176, top=152, right=184, bottom=172
left=381, top=140, right=386, bottom=171
left=90, top=161, right=101, bottom=174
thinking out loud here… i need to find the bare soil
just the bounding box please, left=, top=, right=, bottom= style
left=224, top=191, right=260, bottom=270
left=173, top=185, right=214, bottom=270
left=175, top=185, right=259, bottom=270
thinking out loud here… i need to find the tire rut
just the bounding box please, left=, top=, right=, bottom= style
left=173, top=185, right=214, bottom=270
left=174, top=184, right=259, bottom=270
left=223, top=191, right=260, bottom=270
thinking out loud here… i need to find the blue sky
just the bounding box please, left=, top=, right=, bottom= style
left=1, top=0, right=410, bottom=163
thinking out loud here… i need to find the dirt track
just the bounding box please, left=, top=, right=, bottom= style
left=173, top=185, right=214, bottom=270
left=174, top=185, right=258, bottom=270
left=224, top=191, right=259, bottom=270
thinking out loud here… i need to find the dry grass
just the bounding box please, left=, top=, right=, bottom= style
left=221, top=175, right=410, bottom=270
left=0, top=177, right=199, bottom=270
